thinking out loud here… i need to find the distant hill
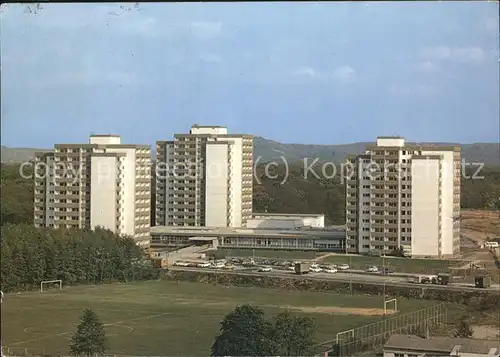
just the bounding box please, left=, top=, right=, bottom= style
left=2, top=139, right=499, bottom=166
left=1, top=146, right=50, bottom=164
left=253, top=137, right=500, bottom=166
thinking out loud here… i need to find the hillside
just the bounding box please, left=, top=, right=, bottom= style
left=2, top=139, right=499, bottom=165
left=253, top=137, right=500, bottom=165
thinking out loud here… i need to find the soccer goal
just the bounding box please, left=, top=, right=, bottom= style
left=40, top=280, right=62, bottom=292
left=384, top=298, right=398, bottom=315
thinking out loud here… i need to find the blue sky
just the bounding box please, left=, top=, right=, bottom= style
left=1, top=2, right=498, bottom=148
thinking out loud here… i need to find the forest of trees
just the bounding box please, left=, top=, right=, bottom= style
left=0, top=223, right=157, bottom=292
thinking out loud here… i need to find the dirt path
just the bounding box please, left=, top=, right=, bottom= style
left=472, top=325, right=500, bottom=340
left=313, top=252, right=337, bottom=262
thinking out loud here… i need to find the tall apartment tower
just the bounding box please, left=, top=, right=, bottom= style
left=345, top=136, right=461, bottom=258
left=34, top=134, right=151, bottom=245
left=155, top=125, right=253, bottom=228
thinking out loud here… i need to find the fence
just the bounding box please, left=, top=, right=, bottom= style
left=317, top=303, right=447, bottom=357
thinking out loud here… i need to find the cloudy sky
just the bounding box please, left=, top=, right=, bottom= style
left=1, top=2, right=498, bottom=148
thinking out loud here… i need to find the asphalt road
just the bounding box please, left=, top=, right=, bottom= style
left=169, top=266, right=500, bottom=292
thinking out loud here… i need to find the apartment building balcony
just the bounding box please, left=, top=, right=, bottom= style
left=34, top=218, right=45, bottom=225
left=371, top=197, right=385, bottom=203
left=385, top=206, right=399, bottom=212
left=346, top=213, right=357, bottom=220
left=371, top=154, right=386, bottom=160
left=370, top=232, right=384, bottom=238
left=346, top=231, right=358, bottom=239
left=346, top=222, right=357, bottom=229
left=347, top=196, right=357, bottom=203
left=385, top=231, right=398, bottom=239
left=384, top=197, right=399, bottom=203
left=54, top=151, right=81, bottom=157
left=385, top=223, right=399, bottom=229
left=172, top=203, right=195, bottom=210
left=370, top=214, right=385, bottom=220
left=53, top=202, right=80, bottom=209
left=135, top=202, right=150, bottom=209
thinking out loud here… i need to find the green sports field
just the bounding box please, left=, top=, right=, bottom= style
left=2, top=281, right=447, bottom=356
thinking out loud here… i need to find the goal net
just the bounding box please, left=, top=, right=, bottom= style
left=40, top=280, right=63, bottom=292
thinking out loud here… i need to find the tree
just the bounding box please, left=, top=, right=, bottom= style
left=211, top=305, right=276, bottom=357
left=69, top=308, right=107, bottom=356
left=455, top=315, right=474, bottom=338
left=273, top=310, right=317, bottom=356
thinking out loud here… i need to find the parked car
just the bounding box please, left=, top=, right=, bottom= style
left=310, top=267, right=322, bottom=273
left=197, top=262, right=211, bottom=268
left=338, top=264, right=350, bottom=270
left=366, top=266, right=379, bottom=273
left=324, top=268, right=338, bottom=273
left=258, top=266, right=272, bottom=272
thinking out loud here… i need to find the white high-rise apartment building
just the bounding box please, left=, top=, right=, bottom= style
left=345, top=136, right=461, bottom=258
left=34, top=135, right=151, bottom=244
left=155, top=125, right=253, bottom=228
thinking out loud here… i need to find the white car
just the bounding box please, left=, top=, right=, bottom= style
left=310, top=267, right=322, bottom=273
left=324, top=268, right=338, bottom=273
left=310, top=263, right=319, bottom=269
left=288, top=266, right=295, bottom=271
left=338, top=264, right=350, bottom=270
left=258, top=267, right=272, bottom=272
left=366, top=266, right=379, bottom=273
left=197, top=262, right=211, bottom=268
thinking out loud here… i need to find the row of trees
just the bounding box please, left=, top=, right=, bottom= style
left=211, top=305, right=317, bottom=356
left=1, top=223, right=158, bottom=292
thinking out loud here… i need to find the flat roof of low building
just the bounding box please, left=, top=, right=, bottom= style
left=188, top=236, right=218, bottom=241
left=151, top=226, right=345, bottom=239
left=252, top=213, right=324, bottom=218
left=384, top=334, right=500, bottom=355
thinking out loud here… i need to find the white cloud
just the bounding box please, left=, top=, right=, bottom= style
left=419, top=46, right=485, bottom=63
left=331, top=65, right=355, bottom=81
left=293, top=66, right=317, bottom=78
left=189, top=21, right=222, bottom=39
left=414, top=61, right=439, bottom=73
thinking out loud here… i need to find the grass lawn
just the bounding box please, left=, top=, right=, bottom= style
left=221, top=248, right=317, bottom=260
left=323, top=255, right=464, bottom=274
left=2, top=281, right=445, bottom=356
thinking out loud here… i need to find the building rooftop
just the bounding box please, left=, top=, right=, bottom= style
left=150, top=226, right=345, bottom=239
left=384, top=334, right=500, bottom=355
left=252, top=213, right=325, bottom=218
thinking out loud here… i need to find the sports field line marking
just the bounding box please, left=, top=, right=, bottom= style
left=10, top=312, right=171, bottom=346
